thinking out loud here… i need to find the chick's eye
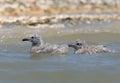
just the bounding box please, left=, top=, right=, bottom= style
left=76, top=43, right=79, bottom=45
left=31, top=36, right=34, bottom=39
left=76, top=43, right=82, bottom=45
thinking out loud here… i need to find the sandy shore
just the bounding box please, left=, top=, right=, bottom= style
left=0, top=0, right=119, bottom=28
left=0, top=0, right=119, bottom=16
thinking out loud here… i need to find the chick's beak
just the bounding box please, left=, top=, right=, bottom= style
left=68, top=43, right=75, bottom=47
left=22, top=38, right=30, bottom=41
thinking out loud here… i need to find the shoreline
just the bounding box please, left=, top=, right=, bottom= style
left=0, top=13, right=120, bottom=27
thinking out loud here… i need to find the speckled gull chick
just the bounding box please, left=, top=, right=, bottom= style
left=68, top=39, right=112, bottom=54
left=22, top=35, right=68, bottom=55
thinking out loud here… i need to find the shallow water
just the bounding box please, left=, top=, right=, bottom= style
left=0, top=18, right=120, bottom=83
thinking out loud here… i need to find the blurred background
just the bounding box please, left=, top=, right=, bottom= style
left=0, top=0, right=119, bottom=16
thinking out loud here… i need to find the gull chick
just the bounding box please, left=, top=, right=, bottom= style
left=68, top=39, right=112, bottom=54
left=22, top=35, right=68, bottom=55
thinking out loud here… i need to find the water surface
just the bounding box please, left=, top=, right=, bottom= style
left=0, top=18, right=120, bottom=83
